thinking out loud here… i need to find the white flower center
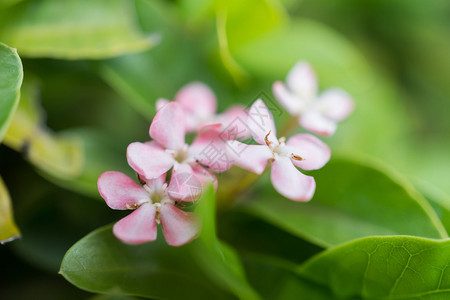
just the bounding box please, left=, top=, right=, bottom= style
left=166, top=144, right=195, bottom=165
left=264, top=132, right=304, bottom=162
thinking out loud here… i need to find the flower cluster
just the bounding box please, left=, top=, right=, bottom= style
left=98, top=61, right=353, bottom=246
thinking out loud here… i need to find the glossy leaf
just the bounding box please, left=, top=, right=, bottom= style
left=0, top=0, right=158, bottom=59
left=243, top=256, right=332, bottom=300
left=0, top=42, right=22, bottom=142
left=244, top=157, right=446, bottom=248
left=297, top=236, right=450, bottom=299
left=0, top=176, right=20, bottom=244
left=418, top=181, right=450, bottom=236
left=190, top=185, right=261, bottom=300
left=60, top=225, right=235, bottom=300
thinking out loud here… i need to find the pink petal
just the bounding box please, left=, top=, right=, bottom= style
left=317, top=88, right=354, bottom=121
left=226, top=142, right=272, bottom=174
left=192, top=165, right=218, bottom=192
left=156, top=98, right=170, bottom=111
left=149, top=102, right=186, bottom=150
left=190, top=128, right=232, bottom=172
left=98, top=171, right=149, bottom=210
left=216, top=105, right=252, bottom=141
left=300, top=111, right=337, bottom=136
left=127, top=142, right=174, bottom=179
left=145, top=172, right=167, bottom=192
left=176, top=82, right=217, bottom=131
left=286, top=134, right=331, bottom=170
left=197, top=122, right=222, bottom=134
left=160, top=204, right=201, bottom=247
left=167, top=163, right=203, bottom=202
left=273, top=81, right=301, bottom=115
left=144, top=140, right=164, bottom=150
left=270, top=156, right=315, bottom=201
left=113, top=203, right=157, bottom=245
left=286, top=61, right=317, bottom=99
left=247, top=99, right=277, bottom=145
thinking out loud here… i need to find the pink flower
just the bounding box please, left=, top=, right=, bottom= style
left=273, top=61, right=354, bottom=136
left=97, top=171, right=200, bottom=246
left=156, top=82, right=250, bottom=140
left=227, top=99, right=331, bottom=201
left=127, top=102, right=225, bottom=196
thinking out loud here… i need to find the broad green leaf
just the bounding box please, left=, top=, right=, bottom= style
left=243, top=255, right=332, bottom=300
left=0, top=0, right=158, bottom=59
left=218, top=210, right=322, bottom=265
left=244, top=157, right=446, bottom=248
left=417, top=181, right=450, bottom=236
left=0, top=0, right=23, bottom=8
left=90, top=295, right=140, bottom=300
left=215, top=0, right=287, bottom=84
left=297, top=236, right=450, bottom=299
left=190, top=185, right=261, bottom=300
left=0, top=42, right=22, bottom=141
left=60, top=225, right=235, bottom=299
left=0, top=176, right=20, bottom=243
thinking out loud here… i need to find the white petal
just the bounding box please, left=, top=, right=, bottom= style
left=286, top=134, right=330, bottom=170
left=247, top=99, right=277, bottom=145
left=316, top=88, right=354, bottom=121
left=286, top=61, right=317, bottom=99
left=270, top=156, right=315, bottom=201
left=300, top=111, right=337, bottom=136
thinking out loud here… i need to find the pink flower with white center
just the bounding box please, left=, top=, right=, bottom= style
left=273, top=61, right=354, bottom=136
left=156, top=82, right=250, bottom=140
left=127, top=102, right=223, bottom=199
left=227, top=99, right=331, bottom=201
left=97, top=171, right=200, bottom=246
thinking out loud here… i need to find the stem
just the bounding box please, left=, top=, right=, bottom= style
left=278, top=116, right=299, bottom=138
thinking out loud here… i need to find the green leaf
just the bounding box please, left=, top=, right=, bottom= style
left=40, top=128, right=130, bottom=198
left=60, top=225, right=235, bottom=299
left=0, top=42, right=22, bottom=142
left=215, top=0, right=287, bottom=84
left=297, top=236, right=450, bottom=299
left=218, top=211, right=322, bottom=265
left=190, top=185, right=261, bottom=300
left=0, top=176, right=20, bottom=243
left=416, top=181, right=450, bottom=236
left=244, top=157, right=446, bottom=248
left=0, top=0, right=23, bottom=8
left=3, top=79, right=84, bottom=180
left=0, top=0, right=158, bottom=59
left=243, top=255, right=332, bottom=300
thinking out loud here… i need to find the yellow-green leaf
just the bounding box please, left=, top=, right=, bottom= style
left=4, top=80, right=83, bottom=179
left=0, top=0, right=159, bottom=59
left=0, top=42, right=22, bottom=141
left=0, top=176, right=20, bottom=244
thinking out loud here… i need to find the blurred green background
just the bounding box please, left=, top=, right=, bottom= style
left=1, top=0, right=449, bottom=298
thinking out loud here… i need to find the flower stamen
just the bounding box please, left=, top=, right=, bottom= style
left=291, top=153, right=304, bottom=161
left=265, top=131, right=272, bottom=147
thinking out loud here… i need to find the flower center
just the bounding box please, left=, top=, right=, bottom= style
left=166, top=144, right=194, bottom=164
left=264, top=131, right=304, bottom=161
